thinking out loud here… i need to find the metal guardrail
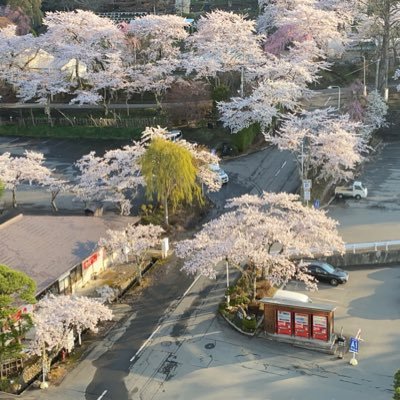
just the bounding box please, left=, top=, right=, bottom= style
left=345, top=240, right=400, bottom=253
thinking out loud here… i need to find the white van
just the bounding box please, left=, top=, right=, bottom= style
left=166, top=129, right=183, bottom=142
left=272, top=289, right=312, bottom=303
left=209, top=164, right=229, bottom=184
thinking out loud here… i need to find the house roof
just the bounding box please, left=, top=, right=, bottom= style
left=0, top=214, right=139, bottom=294
left=260, top=297, right=336, bottom=312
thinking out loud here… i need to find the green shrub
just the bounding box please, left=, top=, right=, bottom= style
left=212, top=84, right=230, bottom=103
left=242, top=315, right=257, bottom=331
left=394, top=369, right=400, bottom=400
left=231, top=123, right=260, bottom=152
left=230, top=295, right=250, bottom=306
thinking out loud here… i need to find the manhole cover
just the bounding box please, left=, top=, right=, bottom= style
left=205, top=343, right=215, bottom=349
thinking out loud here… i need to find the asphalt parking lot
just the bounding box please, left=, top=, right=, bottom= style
left=127, top=264, right=400, bottom=400
left=285, top=264, right=400, bottom=374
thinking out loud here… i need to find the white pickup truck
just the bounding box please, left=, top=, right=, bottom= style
left=335, top=181, right=368, bottom=200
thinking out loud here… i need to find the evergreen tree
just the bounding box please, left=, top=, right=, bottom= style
left=0, top=264, right=36, bottom=361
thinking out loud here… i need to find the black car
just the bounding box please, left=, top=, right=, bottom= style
left=304, top=261, right=349, bottom=286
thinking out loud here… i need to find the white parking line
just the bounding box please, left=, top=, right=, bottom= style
left=312, top=297, right=340, bottom=303
left=97, top=390, right=108, bottom=400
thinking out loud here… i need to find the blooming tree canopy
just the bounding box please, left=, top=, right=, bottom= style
left=41, top=10, right=126, bottom=108
left=74, top=142, right=145, bottom=215
left=122, top=15, right=189, bottom=101
left=0, top=150, right=54, bottom=208
left=259, top=0, right=354, bottom=58
left=265, top=108, right=369, bottom=183
left=176, top=192, right=345, bottom=292
left=183, top=10, right=265, bottom=78
left=30, top=294, right=113, bottom=355
left=99, top=223, right=164, bottom=281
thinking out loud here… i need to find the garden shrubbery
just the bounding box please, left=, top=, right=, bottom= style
left=231, top=123, right=260, bottom=152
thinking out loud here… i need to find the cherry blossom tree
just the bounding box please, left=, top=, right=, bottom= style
left=265, top=108, right=369, bottom=183
left=183, top=11, right=265, bottom=80
left=40, top=10, right=126, bottom=112
left=176, top=192, right=345, bottom=302
left=259, top=0, right=355, bottom=58
left=0, top=150, right=54, bottom=208
left=121, top=15, right=189, bottom=104
left=363, top=90, right=388, bottom=135
left=73, top=142, right=145, bottom=215
left=30, top=294, right=112, bottom=388
left=41, top=176, right=71, bottom=212
left=99, top=223, right=164, bottom=283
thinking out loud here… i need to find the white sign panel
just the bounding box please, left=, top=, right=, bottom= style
left=304, top=190, right=311, bottom=201
left=303, top=179, right=312, bottom=190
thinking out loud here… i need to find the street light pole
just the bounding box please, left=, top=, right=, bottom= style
left=240, top=66, right=244, bottom=97
left=328, top=85, right=341, bottom=110
left=362, top=56, right=367, bottom=97
left=225, top=257, right=230, bottom=307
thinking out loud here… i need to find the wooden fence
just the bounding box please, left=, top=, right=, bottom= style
left=0, top=358, right=24, bottom=379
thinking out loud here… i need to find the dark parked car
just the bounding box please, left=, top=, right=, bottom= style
left=304, top=261, right=349, bottom=286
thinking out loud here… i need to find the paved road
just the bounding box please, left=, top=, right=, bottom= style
left=0, top=136, right=299, bottom=214
left=24, top=262, right=399, bottom=400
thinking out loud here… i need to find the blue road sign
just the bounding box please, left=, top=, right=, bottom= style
left=314, top=199, right=320, bottom=209
left=349, top=337, right=359, bottom=353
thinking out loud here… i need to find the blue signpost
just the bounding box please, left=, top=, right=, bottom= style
left=313, top=199, right=320, bottom=209
left=349, top=337, right=359, bottom=353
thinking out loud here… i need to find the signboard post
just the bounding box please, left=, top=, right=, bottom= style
left=302, top=180, right=312, bottom=205
left=349, top=329, right=363, bottom=366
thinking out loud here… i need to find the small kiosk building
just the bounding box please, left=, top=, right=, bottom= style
left=260, top=298, right=336, bottom=342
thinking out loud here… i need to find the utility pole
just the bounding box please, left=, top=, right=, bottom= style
left=375, top=58, right=380, bottom=90
left=240, top=66, right=244, bottom=97
left=363, top=56, right=367, bottom=97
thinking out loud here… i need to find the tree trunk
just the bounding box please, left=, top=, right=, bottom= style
left=252, top=271, right=257, bottom=301
left=163, top=197, right=169, bottom=225
left=12, top=188, right=17, bottom=208
left=51, top=189, right=60, bottom=212
left=136, top=258, right=142, bottom=284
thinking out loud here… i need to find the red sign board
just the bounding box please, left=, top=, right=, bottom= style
left=82, top=252, right=99, bottom=270
left=294, top=313, right=310, bottom=338
left=312, top=315, right=328, bottom=341
left=277, top=310, right=292, bottom=335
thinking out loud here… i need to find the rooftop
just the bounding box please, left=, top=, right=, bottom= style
left=0, top=213, right=139, bottom=294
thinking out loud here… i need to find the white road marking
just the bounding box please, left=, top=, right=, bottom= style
left=97, top=390, right=108, bottom=400
left=130, top=325, right=161, bottom=362
left=274, top=161, right=287, bottom=176
left=183, top=274, right=202, bottom=297
left=129, top=270, right=204, bottom=364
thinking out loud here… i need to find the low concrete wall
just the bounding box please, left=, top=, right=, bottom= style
left=325, top=249, right=400, bottom=267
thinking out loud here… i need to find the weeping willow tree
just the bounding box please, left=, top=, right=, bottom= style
left=140, top=138, right=203, bottom=225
